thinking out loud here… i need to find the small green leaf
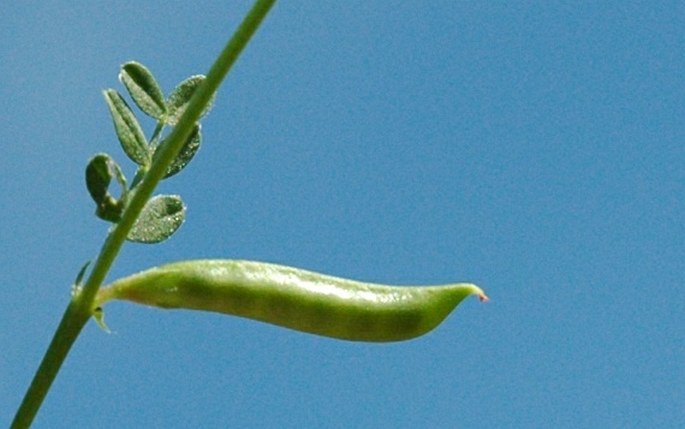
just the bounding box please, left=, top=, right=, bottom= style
left=160, top=124, right=202, bottom=178
left=74, top=261, right=91, bottom=286
left=119, top=61, right=167, bottom=120
left=85, top=153, right=127, bottom=222
left=70, top=261, right=91, bottom=298
left=128, top=195, right=186, bottom=243
left=103, top=89, right=150, bottom=166
left=165, top=75, right=215, bottom=125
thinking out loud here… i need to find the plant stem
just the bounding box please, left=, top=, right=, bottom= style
left=11, top=1, right=277, bottom=427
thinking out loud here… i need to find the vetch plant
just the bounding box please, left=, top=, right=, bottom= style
left=11, top=1, right=486, bottom=427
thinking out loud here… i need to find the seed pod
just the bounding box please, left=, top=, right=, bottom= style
left=95, top=260, right=487, bottom=342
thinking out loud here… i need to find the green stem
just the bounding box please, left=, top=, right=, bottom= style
left=11, top=1, right=277, bottom=427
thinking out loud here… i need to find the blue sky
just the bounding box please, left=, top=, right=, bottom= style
left=2, top=1, right=683, bottom=427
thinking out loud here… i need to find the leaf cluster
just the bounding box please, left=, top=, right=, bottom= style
left=86, top=62, right=214, bottom=243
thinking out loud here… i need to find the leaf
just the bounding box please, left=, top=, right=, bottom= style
left=103, top=89, right=150, bottom=166
left=73, top=261, right=91, bottom=287
left=127, top=195, right=186, bottom=243
left=70, top=261, right=91, bottom=298
left=165, top=75, right=215, bottom=125
left=161, top=124, right=202, bottom=178
left=119, top=61, right=167, bottom=120
left=85, top=153, right=127, bottom=222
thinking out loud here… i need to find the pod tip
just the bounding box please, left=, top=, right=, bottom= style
left=478, top=292, right=489, bottom=302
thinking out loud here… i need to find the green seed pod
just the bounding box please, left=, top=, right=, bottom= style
left=95, top=260, right=487, bottom=342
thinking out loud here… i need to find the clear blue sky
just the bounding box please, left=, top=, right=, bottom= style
left=2, top=1, right=683, bottom=427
